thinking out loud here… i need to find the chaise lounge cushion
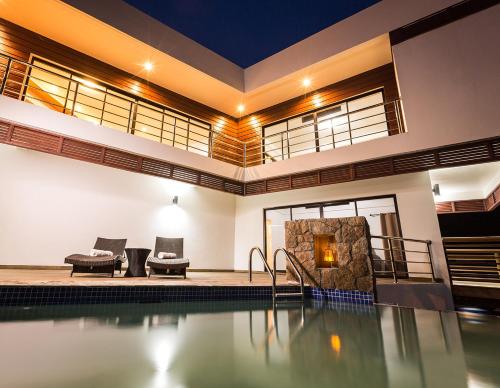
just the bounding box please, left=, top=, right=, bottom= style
left=65, top=254, right=122, bottom=267
left=147, top=257, right=189, bottom=266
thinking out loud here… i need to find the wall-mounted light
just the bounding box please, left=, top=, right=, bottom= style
left=237, top=104, right=245, bottom=113
left=302, top=78, right=311, bottom=88
left=144, top=61, right=154, bottom=71
left=172, top=195, right=179, bottom=205
left=432, top=184, right=440, bottom=196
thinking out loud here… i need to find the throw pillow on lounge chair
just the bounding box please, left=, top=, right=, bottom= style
left=90, top=249, right=114, bottom=257
left=158, top=252, right=177, bottom=259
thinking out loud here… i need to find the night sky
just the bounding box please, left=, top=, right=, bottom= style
left=123, top=0, right=380, bottom=68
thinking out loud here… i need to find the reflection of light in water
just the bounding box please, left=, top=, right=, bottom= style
left=149, top=335, right=184, bottom=388
left=330, top=334, right=341, bottom=355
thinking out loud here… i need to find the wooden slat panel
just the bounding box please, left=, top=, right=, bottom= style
left=172, top=166, right=199, bottom=184
left=438, top=144, right=491, bottom=166
left=141, top=158, right=172, bottom=178
left=10, top=126, right=60, bottom=153
left=200, top=174, right=224, bottom=190
left=319, top=166, right=352, bottom=185
left=266, top=177, right=291, bottom=192
left=224, top=181, right=244, bottom=195
left=61, top=139, right=103, bottom=163
left=103, top=149, right=139, bottom=171
left=453, top=200, right=485, bottom=213
left=436, top=202, right=453, bottom=213
left=0, top=122, right=10, bottom=141
left=355, top=159, right=393, bottom=179
left=291, top=173, right=319, bottom=189
left=245, top=181, right=266, bottom=195
left=393, top=152, right=437, bottom=173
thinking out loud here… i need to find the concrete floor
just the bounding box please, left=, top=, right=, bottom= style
left=0, top=268, right=288, bottom=286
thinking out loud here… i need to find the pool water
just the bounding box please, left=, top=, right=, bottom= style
left=0, top=301, right=498, bottom=388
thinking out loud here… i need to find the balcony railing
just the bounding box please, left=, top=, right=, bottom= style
left=0, top=53, right=405, bottom=168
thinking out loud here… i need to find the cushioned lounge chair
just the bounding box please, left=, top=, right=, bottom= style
left=64, top=237, right=127, bottom=277
left=147, top=237, right=189, bottom=279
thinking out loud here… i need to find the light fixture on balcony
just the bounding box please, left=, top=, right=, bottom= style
left=302, top=78, right=311, bottom=88
left=144, top=61, right=153, bottom=71
left=237, top=104, right=245, bottom=113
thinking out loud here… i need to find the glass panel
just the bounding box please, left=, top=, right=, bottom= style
left=287, top=115, right=315, bottom=158
left=263, top=122, right=287, bottom=164
left=265, top=208, right=292, bottom=271
left=323, top=201, right=356, bottom=218
left=348, top=92, right=388, bottom=144
left=292, top=206, right=321, bottom=220
left=174, top=119, right=188, bottom=150
left=188, top=122, right=210, bottom=156
left=317, top=103, right=349, bottom=150
left=25, top=60, right=72, bottom=113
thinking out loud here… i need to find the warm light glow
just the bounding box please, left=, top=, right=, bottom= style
left=237, top=104, right=245, bottom=113
left=81, top=79, right=99, bottom=89
left=215, top=118, right=225, bottom=132
left=144, top=61, right=153, bottom=71
left=131, top=84, right=140, bottom=94
left=302, top=78, right=311, bottom=87
left=324, top=249, right=334, bottom=262
left=250, top=116, right=259, bottom=128
left=330, top=335, right=341, bottom=355
left=313, top=95, right=322, bottom=107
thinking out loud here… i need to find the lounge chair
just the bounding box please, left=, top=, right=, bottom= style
left=147, top=237, right=189, bottom=279
left=64, top=237, right=127, bottom=277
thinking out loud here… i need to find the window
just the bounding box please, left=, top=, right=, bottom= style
left=23, top=58, right=212, bottom=157
left=264, top=195, right=401, bottom=271
left=262, top=90, right=389, bottom=163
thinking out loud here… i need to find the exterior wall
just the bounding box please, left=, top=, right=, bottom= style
left=392, top=4, right=500, bottom=152
left=234, top=172, right=449, bottom=285
left=0, top=143, right=236, bottom=269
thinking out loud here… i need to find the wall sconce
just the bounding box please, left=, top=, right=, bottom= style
left=172, top=195, right=179, bottom=205
left=432, top=184, right=440, bottom=196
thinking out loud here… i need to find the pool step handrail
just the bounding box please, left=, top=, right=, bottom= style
left=273, top=248, right=304, bottom=301
left=248, top=247, right=276, bottom=298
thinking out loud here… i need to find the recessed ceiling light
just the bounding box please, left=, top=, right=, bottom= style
left=144, top=61, right=153, bottom=71
left=237, top=104, right=245, bottom=113
left=302, top=78, right=311, bottom=87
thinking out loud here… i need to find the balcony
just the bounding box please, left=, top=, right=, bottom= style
left=0, top=53, right=405, bottom=168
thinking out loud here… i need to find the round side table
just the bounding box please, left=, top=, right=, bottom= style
left=124, top=248, right=151, bottom=277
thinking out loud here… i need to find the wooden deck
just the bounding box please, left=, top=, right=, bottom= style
left=0, top=268, right=288, bottom=287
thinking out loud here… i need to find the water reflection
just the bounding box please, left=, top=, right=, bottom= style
left=0, top=301, right=498, bottom=388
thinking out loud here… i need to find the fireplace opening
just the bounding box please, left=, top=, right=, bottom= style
left=314, top=234, right=338, bottom=268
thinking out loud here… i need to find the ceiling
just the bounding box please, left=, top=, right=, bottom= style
left=122, top=0, right=380, bottom=68
left=429, top=162, right=500, bottom=202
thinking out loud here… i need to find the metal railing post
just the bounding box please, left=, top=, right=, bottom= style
left=70, top=82, right=80, bottom=116
left=426, top=240, right=436, bottom=282
left=388, top=238, right=398, bottom=283
left=0, top=58, right=12, bottom=95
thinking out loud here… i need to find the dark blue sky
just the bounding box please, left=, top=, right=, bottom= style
left=124, top=0, right=380, bottom=68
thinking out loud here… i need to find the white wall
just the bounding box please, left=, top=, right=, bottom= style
left=234, top=172, right=449, bottom=284
left=0, top=144, right=236, bottom=269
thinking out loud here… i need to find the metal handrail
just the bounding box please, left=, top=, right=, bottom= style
left=248, top=247, right=275, bottom=294
left=273, top=248, right=304, bottom=300
left=371, top=235, right=436, bottom=283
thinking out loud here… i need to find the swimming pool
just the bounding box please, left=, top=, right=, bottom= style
left=0, top=300, right=498, bottom=388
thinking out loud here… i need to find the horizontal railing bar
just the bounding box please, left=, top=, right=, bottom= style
left=372, top=235, right=431, bottom=244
